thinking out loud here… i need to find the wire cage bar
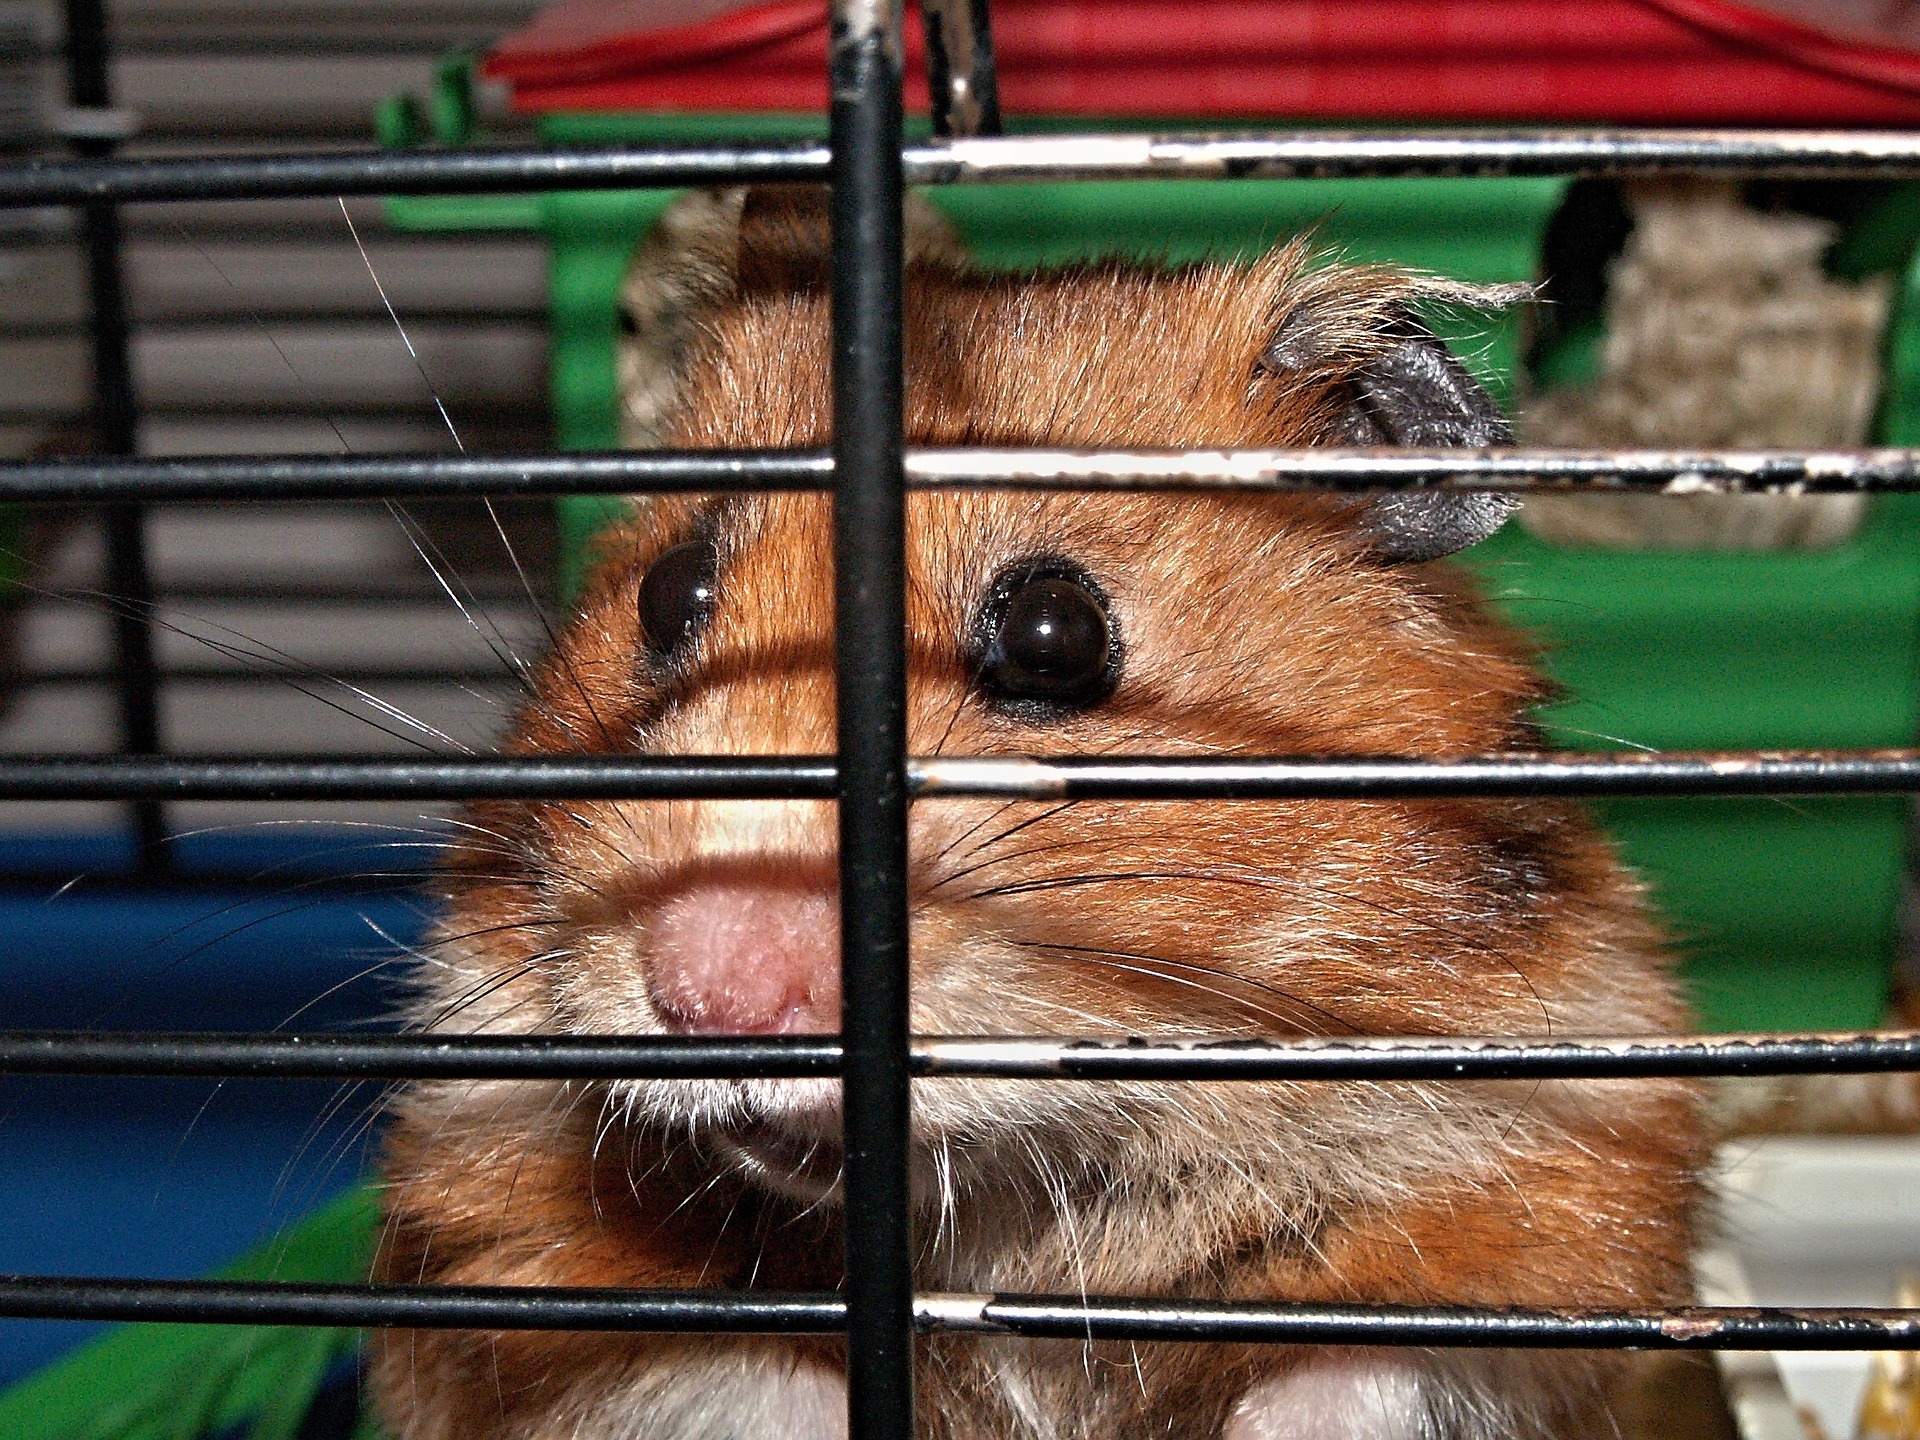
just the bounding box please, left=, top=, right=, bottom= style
left=61, top=0, right=167, bottom=873
left=2, top=1028, right=1918, bottom=1082
left=1, top=1277, right=1918, bottom=1350
left=10, top=446, right=1920, bottom=502
left=0, top=749, right=1917, bottom=802
left=7, top=0, right=1920, bottom=1434
left=30, top=129, right=1920, bottom=208
left=828, top=0, right=918, bottom=1429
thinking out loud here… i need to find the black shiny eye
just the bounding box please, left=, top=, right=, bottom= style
left=974, top=560, right=1119, bottom=714
left=639, top=538, right=718, bottom=660
left=616, top=307, right=640, bottom=337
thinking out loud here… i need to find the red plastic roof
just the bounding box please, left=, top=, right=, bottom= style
left=484, top=0, right=1920, bottom=123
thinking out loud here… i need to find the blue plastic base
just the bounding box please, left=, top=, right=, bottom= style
left=0, top=829, right=433, bottom=1385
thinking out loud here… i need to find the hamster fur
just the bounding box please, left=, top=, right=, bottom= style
left=372, top=190, right=1704, bottom=1440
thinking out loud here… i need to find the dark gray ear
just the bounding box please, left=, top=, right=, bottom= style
left=1336, top=320, right=1512, bottom=564
left=1335, top=317, right=1517, bottom=562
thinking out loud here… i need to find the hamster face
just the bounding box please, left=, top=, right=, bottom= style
left=507, top=484, right=1668, bottom=1227
left=375, top=200, right=1703, bottom=1440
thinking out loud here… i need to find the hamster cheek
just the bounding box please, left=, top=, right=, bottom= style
left=1225, top=1356, right=1429, bottom=1440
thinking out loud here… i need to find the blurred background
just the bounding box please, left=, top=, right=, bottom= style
left=0, top=0, right=556, bottom=1403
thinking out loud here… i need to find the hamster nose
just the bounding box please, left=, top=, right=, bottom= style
left=646, top=883, right=841, bottom=1035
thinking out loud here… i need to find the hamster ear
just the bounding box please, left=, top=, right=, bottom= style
left=1341, top=320, right=1518, bottom=562
left=1265, top=292, right=1519, bottom=562
left=616, top=187, right=968, bottom=449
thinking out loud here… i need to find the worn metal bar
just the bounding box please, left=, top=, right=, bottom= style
left=910, top=1030, right=1920, bottom=1081
left=0, top=755, right=839, bottom=801
left=64, top=0, right=168, bottom=874
left=902, top=446, right=1920, bottom=494
left=0, top=1032, right=841, bottom=1079
left=0, top=142, right=834, bottom=207
left=0, top=450, right=831, bottom=501
left=102, top=505, right=167, bottom=875
left=0, top=1277, right=1914, bottom=1349
left=910, top=751, right=1920, bottom=799
left=918, top=1295, right=1920, bottom=1349
left=905, top=129, right=1920, bottom=183
left=830, top=1, right=916, bottom=1435
left=0, top=1277, right=845, bottom=1332
left=19, top=662, right=525, bottom=686
left=922, top=0, right=1001, bottom=137
left=27, top=130, right=1920, bottom=207
left=0, top=1029, right=1915, bottom=1082
left=16, top=446, right=1920, bottom=502
left=6, top=750, right=1920, bottom=801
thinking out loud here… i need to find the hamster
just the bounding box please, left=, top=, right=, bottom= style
left=371, top=189, right=1704, bottom=1440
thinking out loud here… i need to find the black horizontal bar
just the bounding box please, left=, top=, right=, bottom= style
left=0, top=1031, right=839, bottom=1079
left=0, top=755, right=837, bottom=801
left=1, top=751, right=1919, bottom=801
left=0, top=1277, right=1912, bottom=1349
left=918, top=751, right=1920, bottom=799
left=920, top=1030, right=1920, bottom=1081
left=20, top=664, right=517, bottom=687
left=2, top=1029, right=1912, bottom=1081
left=0, top=141, right=833, bottom=208
left=5, top=447, right=1920, bottom=502
left=0, top=1276, right=844, bottom=1333
left=934, top=1295, right=1920, bottom=1350
left=0, top=450, right=830, bottom=502
left=18, top=130, right=1920, bottom=208
left=911, top=129, right=1920, bottom=184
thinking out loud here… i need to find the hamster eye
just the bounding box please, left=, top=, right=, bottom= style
left=638, top=538, right=718, bottom=660
left=974, top=559, right=1119, bottom=714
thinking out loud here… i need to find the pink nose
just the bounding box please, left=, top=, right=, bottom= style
left=646, top=883, right=841, bottom=1035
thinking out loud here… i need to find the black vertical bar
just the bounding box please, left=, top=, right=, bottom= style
left=830, top=0, right=913, bottom=1437
left=64, top=0, right=166, bottom=873
left=922, top=0, right=1001, bottom=137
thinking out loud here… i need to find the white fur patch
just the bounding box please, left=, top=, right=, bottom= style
left=568, top=1349, right=846, bottom=1440
left=1226, top=1357, right=1430, bottom=1440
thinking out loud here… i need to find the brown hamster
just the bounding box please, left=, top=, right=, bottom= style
left=372, top=190, right=1704, bottom=1440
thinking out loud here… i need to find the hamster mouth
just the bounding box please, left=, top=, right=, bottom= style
left=713, top=1117, right=845, bottom=1206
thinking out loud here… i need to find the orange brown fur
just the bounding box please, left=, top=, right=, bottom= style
left=373, top=194, right=1704, bottom=1440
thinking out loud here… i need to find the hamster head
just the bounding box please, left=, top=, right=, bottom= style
left=409, top=199, right=1695, bottom=1268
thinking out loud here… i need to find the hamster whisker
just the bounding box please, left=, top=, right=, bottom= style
left=480, top=494, right=630, bottom=755
left=381, top=503, right=545, bottom=708
left=413, top=946, right=573, bottom=1033
left=274, top=1078, right=397, bottom=1222
left=927, top=822, right=1196, bottom=894
left=32, top=575, right=467, bottom=752
left=1010, top=938, right=1361, bottom=1036
left=963, top=867, right=1286, bottom=903
left=337, top=198, right=564, bottom=725
left=480, top=1081, right=604, bottom=1252
left=922, top=796, right=1030, bottom=871
left=405, top=915, right=563, bottom=955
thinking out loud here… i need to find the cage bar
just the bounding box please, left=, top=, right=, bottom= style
left=62, top=0, right=167, bottom=873
left=829, top=1, right=917, bottom=1434
left=0, top=1277, right=1914, bottom=1350
left=9, top=446, right=1920, bottom=502
left=0, top=750, right=1918, bottom=801
left=1, top=1029, right=1916, bottom=1082
left=28, top=130, right=1920, bottom=207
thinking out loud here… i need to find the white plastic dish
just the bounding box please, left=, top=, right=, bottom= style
left=1700, top=1136, right=1920, bottom=1440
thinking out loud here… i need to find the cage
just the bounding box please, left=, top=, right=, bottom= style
left=0, top=1, right=1918, bottom=1439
